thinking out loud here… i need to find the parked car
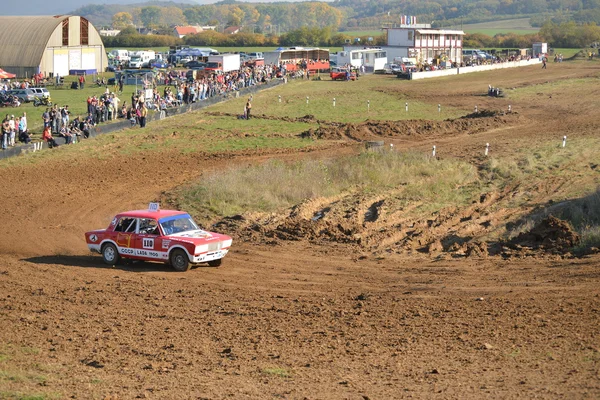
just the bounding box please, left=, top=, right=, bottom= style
left=178, top=56, right=193, bottom=66
left=149, top=59, right=168, bottom=69
left=30, top=87, right=51, bottom=99
left=375, top=63, right=400, bottom=74
left=185, top=60, right=207, bottom=69
left=8, top=88, right=36, bottom=103
left=85, top=204, right=233, bottom=271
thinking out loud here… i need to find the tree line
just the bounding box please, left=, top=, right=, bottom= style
left=102, top=23, right=600, bottom=50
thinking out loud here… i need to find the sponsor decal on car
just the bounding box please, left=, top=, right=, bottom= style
left=116, top=233, right=133, bottom=247
left=162, top=239, right=171, bottom=249
left=89, top=234, right=98, bottom=242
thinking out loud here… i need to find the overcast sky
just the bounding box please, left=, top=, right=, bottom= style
left=5, top=0, right=325, bottom=16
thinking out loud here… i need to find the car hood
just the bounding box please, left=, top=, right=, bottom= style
left=166, top=229, right=230, bottom=243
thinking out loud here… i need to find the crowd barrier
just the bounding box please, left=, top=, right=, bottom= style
left=409, top=58, right=543, bottom=80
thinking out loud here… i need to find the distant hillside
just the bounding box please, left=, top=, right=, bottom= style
left=11, top=0, right=596, bottom=33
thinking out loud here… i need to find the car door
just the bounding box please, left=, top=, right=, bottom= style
left=113, top=216, right=137, bottom=257
left=134, top=217, right=163, bottom=261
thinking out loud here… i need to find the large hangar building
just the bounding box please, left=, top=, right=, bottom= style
left=0, top=15, right=108, bottom=78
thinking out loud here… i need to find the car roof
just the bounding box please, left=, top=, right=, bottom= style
left=117, top=209, right=188, bottom=219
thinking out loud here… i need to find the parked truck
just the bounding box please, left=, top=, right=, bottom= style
left=205, top=54, right=241, bottom=73
left=129, top=50, right=156, bottom=69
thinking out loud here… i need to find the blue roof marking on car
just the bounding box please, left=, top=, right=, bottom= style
left=159, top=214, right=192, bottom=223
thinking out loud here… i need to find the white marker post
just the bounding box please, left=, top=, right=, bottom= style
left=432, top=145, right=436, bottom=157
left=390, top=143, right=394, bottom=151
left=474, top=105, right=478, bottom=113
left=508, top=104, right=511, bottom=113
left=278, top=95, right=281, bottom=103
left=405, top=102, right=409, bottom=112
left=485, top=143, right=489, bottom=156
left=367, top=100, right=370, bottom=113
left=438, top=104, right=441, bottom=113
left=306, top=96, right=309, bottom=104
left=333, top=97, right=336, bottom=107
left=562, top=135, right=567, bottom=148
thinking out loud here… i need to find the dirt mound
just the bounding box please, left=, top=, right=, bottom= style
left=461, top=109, right=508, bottom=118
left=301, top=115, right=515, bottom=142
left=511, top=215, right=580, bottom=253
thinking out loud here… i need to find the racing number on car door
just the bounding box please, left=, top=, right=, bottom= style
left=134, top=218, right=161, bottom=260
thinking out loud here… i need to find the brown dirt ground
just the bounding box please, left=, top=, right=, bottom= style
left=1, top=62, right=600, bottom=399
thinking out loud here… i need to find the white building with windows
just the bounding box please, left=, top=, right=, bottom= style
left=384, top=24, right=465, bottom=65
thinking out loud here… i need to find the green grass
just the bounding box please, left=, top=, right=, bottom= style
left=177, top=150, right=480, bottom=218
left=457, top=18, right=539, bottom=35
left=208, top=78, right=466, bottom=122
left=504, top=77, right=598, bottom=100
left=338, top=30, right=384, bottom=38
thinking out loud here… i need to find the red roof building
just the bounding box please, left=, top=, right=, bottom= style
left=174, top=26, right=201, bottom=38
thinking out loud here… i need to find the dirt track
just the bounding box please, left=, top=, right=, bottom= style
left=1, top=62, right=600, bottom=399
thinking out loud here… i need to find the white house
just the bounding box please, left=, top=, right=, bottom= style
left=384, top=24, right=465, bottom=65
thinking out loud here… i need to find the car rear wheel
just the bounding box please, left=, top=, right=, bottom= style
left=102, top=243, right=120, bottom=265
left=207, top=259, right=222, bottom=267
left=170, top=249, right=191, bottom=272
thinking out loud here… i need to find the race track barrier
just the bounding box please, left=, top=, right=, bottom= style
left=409, top=58, right=543, bottom=80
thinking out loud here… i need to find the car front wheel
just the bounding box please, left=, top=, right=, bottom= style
left=170, top=249, right=191, bottom=272
left=102, top=243, right=120, bottom=265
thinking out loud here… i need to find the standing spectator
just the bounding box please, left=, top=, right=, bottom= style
left=245, top=98, right=252, bottom=120
left=118, top=74, right=124, bottom=93
left=61, top=105, right=70, bottom=128
left=8, top=115, right=16, bottom=146
left=42, top=108, right=50, bottom=128
left=139, top=104, right=148, bottom=128
left=542, top=57, right=547, bottom=69
left=78, top=74, right=85, bottom=89
left=18, top=115, right=32, bottom=144
left=21, top=112, right=27, bottom=134
left=1, top=115, right=9, bottom=150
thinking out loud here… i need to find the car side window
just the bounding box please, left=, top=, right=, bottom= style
left=139, top=218, right=159, bottom=235
left=115, top=217, right=137, bottom=232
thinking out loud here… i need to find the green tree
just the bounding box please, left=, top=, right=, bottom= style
left=140, top=6, right=161, bottom=28
left=112, top=12, right=133, bottom=30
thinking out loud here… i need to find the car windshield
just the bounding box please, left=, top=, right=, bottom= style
left=159, top=214, right=199, bottom=235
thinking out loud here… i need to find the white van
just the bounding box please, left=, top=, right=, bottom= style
left=111, top=49, right=130, bottom=63
left=246, top=52, right=264, bottom=60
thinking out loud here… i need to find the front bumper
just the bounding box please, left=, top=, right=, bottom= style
left=192, top=249, right=229, bottom=264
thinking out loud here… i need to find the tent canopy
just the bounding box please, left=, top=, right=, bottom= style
left=0, top=68, right=16, bottom=79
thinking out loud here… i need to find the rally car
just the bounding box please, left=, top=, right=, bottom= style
left=85, top=204, right=232, bottom=271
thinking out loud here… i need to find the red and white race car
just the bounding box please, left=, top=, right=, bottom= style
left=85, top=204, right=232, bottom=271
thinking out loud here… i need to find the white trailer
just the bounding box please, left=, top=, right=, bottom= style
left=337, top=48, right=387, bottom=72
left=206, top=54, right=240, bottom=72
